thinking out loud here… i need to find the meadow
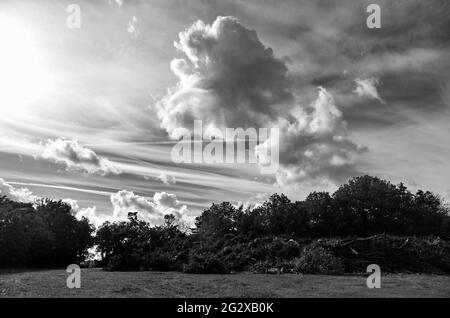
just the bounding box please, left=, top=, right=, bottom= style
left=1, top=269, right=449, bottom=298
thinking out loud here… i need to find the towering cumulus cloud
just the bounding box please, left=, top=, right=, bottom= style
left=157, top=16, right=293, bottom=139
left=158, top=16, right=366, bottom=184
left=266, top=88, right=367, bottom=185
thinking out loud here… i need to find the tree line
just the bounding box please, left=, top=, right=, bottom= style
left=1, top=175, right=449, bottom=273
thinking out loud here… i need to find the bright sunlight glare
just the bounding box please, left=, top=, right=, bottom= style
left=0, top=15, right=53, bottom=117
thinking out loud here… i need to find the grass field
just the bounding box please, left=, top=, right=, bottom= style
left=1, top=269, right=449, bottom=298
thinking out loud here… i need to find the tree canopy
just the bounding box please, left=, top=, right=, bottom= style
left=1, top=175, right=449, bottom=271
left=0, top=197, right=94, bottom=268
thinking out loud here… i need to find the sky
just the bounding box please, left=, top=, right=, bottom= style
left=0, top=0, right=449, bottom=226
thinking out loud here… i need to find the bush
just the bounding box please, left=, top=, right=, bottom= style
left=221, top=247, right=252, bottom=272
left=183, top=252, right=229, bottom=274
left=106, top=253, right=144, bottom=271
left=148, top=251, right=179, bottom=271
left=324, top=235, right=450, bottom=274
left=293, top=244, right=344, bottom=275
left=249, top=260, right=273, bottom=274
left=274, top=259, right=299, bottom=274
left=245, top=236, right=305, bottom=263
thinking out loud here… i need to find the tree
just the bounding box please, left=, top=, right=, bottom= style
left=259, top=194, right=293, bottom=235
left=304, top=192, right=335, bottom=237
left=0, top=197, right=94, bottom=268
left=195, top=202, right=243, bottom=239
left=332, top=175, right=447, bottom=236
left=36, top=200, right=94, bottom=266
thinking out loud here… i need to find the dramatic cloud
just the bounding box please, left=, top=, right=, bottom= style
left=40, top=138, right=121, bottom=175
left=273, top=0, right=449, bottom=130
left=354, top=78, right=385, bottom=104
left=0, top=178, right=38, bottom=203
left=158, top=16, right=366, bottom=184
left=263, top=88, right=367, bottom=185
left=157, top=16, right=293, bottom=139
left=1, top=0, right=449, bottom=219
left=110, top=190, right=193, bottom=227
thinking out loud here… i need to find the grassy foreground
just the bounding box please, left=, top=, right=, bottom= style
left=1, top=269, right=449, bottom=298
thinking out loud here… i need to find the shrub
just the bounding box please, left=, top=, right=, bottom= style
left=325, top=235, right=450, bottom=274
left=249, top=260, right=273, bottom=274
left=106, top=253, right=144, bottom=271
left=221, top=248, right=252, bottom=272
left=245, top=236, right=305, bottom=263
left=274, top=259, right=298, bottom=274
left=183, top=252, right=229, bottom=274
left=148, top=251, right=178, bottom=271
left=293, top=244, right=344, bottom=275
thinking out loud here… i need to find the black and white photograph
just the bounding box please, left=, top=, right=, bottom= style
left=0, top=0, right=449, bottom=303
